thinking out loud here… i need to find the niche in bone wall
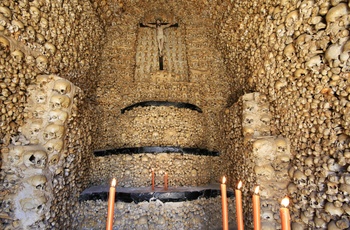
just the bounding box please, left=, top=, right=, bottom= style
left=0, top=75, right=82, bottom=229
left=135, top=9, right=188, bottom=82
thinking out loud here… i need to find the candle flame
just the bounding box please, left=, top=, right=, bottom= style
left=111, top=178, right=117, bottom=187
left=222, top=176, right=226, bottom=184
left=254, top=186, right=259, bottom=194
left=281, top=197, right=289, bottom=207
left=237, top=181, right=242, bottom=189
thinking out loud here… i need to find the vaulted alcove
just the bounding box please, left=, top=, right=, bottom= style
left=1, top=0, right=349, bottom=229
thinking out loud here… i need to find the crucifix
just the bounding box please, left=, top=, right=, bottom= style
left=140, top=19, right=179, bottom=70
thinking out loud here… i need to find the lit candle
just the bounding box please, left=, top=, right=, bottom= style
left=221, top=176, right=229, bottom=230
left=280, top=197, right=291, bottom=230
left=151, top=169, right=155, bottom=191
left=164, top=172, right=168, bottom=190
left=106, top=178, right=117, bottom=230
left=235, top=181, right=244, bottom=230
left=252, top=186, right=261, bottom=230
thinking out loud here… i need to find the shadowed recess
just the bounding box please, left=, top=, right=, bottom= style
left=79, top=184, right=233, bottom=203
left=121, top=101, right=203, bottom=114
left=94, top=146, right=220, bottom=156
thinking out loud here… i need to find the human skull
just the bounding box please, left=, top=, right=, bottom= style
left=0, top=35, right=10, bottom=50
left=287, top=182, right=298, bottom=194
left=327, top=158, right=341, bottom=172
left=304, top=156, right=314, bottom=167
left=252, top=138, right=276, bottom=162
left=0, top=14, right=9, bottom=29
left=44, top=42, right=56, bottom=55
left=36, top=33, right=45, bottom=44
left=242, top=114, right=254, bottom=125
left=35, top=91, right=47, bottom=104
left=36, top=55, right=48, bottom=72
left=20, top=196, right=47, bottom=213
left=242, top=126, right=254, bottom=137
left=283, top=43, right=296, bottom=60
left=309, top=192, right=324, bottom=209
left=340, top=173, right=350, bottom=184
left=261, top=209, right=274, bottom=221
left=36, top=75, right=51, bottom=86
left=275, top=137, right=288, bottom=154
left=53, top=79, right=71, bottom=95
left=3, top=174, right=18, bottom=188
left=29, top=6, right=41, bottom=22
left=325, top=202, right=344, bottom=216
left=293, top=170, right=307, bottom=188
left=48, top=110, right=68, bottom=124
left=260, top=114, right=271, bottom=125
left=328, top=173, right=339, bottom=183
left=11, top=50, right=24, bottom=63
left=43, top=124, right=65, bottom=140
left=48, top=154, right=60, bottom=166
left=10, top=20, right=24, bottom=33
left=255, top=164, right=275, bottom=180
left=0, top=6, right=12, bottom=18
left=22, top=120, right=42, bottom=143
left=326, top=182, right=339, bottom=195
left=39, top=17, right=48, bottom=29
left=23, top=150, right=47, bottom=168
left=43, top=139, right=63, bottom=154
left=27, top=175, right=47, bottom=190
left=243, top=101, right=257, bottom=112
left=25, top=55, right=35, bottom=66
left=7, top=146, right=25, bottom=166
left=49, top=94, right=70, bottom=109
left=26, top=26, right=36, bottom=40
left=31, top=109, right=45, bottom=119
left=339, top=183, right=350, bottom=195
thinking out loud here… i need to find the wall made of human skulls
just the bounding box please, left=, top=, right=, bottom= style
left=0, top=0, right=103, bottom=149
left=0, top=0, right=103, bottom=229
left=0, top=75, right=92, bottom=229
left=91, top=1, right=233, bottom=151
left=216, top=0, right=350, bottom=228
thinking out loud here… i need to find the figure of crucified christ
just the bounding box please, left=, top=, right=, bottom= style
left=141, top=19, right=178, bottom=57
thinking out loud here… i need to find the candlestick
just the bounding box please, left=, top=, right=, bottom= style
left=151, top=169, right=155, bottom=191
left=235, top=181, right=244, bottom=230
left=221, top=176, right=229, bottom=230
left=106, top=178, right=117, bottom=230
left=252, top=186, right=261, bottom=230
left=164, top=172, right=168, bottom=190
left=280, top=197, right=291, bottom=230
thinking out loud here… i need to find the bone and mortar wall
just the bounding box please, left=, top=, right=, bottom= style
left=0, top=0, right=350, bottom=229
left=0, top=0, right=104, bottom=229
left=216, top=0, right=350, bottom=229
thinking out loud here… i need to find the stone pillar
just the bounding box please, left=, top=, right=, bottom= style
left=242, top=92, right=291, bottom=229
left=1, top=75, right=81, bottom=229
